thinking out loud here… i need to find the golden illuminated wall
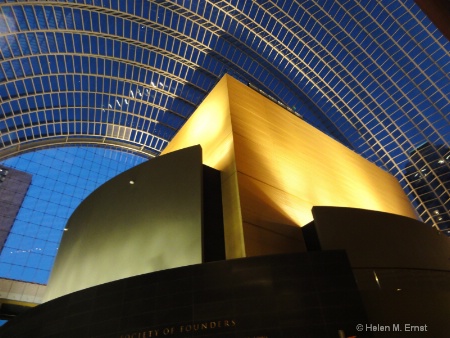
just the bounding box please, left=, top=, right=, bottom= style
left=162, top=75, right=417, bottom=258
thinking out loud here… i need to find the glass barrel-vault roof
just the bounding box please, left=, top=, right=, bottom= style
left=0, top=0, right=449, bottom=289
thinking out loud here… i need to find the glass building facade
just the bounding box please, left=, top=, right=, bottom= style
left=0, top=0, right=448, bottom=297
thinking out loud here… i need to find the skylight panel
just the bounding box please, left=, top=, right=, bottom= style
left=22, top=5, right=38, bottom=30
left=13, top=6, right=29, bottom=31
left=33, top=6, right=48, bottom=30
left=0, top=36, right=13, bottom=58
left=44, top=6, right=56, bottom=29
left=7, top=35, right=22, bottom=58
left=2, top=6, right=19, bottom=32
left=11, top=59, right=24, bottom=78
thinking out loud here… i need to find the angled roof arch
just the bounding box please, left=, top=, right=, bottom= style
left=0, top=0, right=448, bottom=231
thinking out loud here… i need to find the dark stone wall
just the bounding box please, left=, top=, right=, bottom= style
left=0, top=251, right=369, bottom=338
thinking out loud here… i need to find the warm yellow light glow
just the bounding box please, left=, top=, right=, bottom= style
left=228, top=75, right=416, bottom=227
left=162, top=79, right=233, bottom=172
left=373, top=271, right=381, bottom=289
left=163, top=75, right=417, bottom=258
left=162, top=77, right=245, bottom=259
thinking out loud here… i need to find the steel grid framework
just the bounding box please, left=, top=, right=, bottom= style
left=0, top=0, right=449, bottom=231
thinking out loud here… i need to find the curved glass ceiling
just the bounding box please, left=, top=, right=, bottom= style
left=0, top=0, right=448, bottom=237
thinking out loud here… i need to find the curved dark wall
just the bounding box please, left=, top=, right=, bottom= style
left=310, top=206, right=450, bottom=270
left=45, top=145, right=205, bottom=301
left=0, top=252, right=369, bottom=338
left=305, top=207, right=450, bottom=337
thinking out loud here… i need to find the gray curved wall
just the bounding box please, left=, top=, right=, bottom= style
left=310, top=206, right=450, bottom=270
left=305, top=206, right=450, bottom=337
left=44, top=145, right=204, bottom=301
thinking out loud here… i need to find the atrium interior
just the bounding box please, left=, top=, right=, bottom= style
left=0, top=0, right=448, bottom=329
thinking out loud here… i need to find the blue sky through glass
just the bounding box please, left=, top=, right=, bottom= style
left=0, top=146, right=146, bottom=284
